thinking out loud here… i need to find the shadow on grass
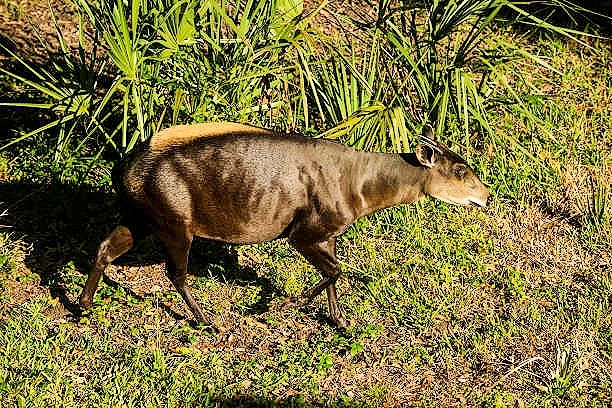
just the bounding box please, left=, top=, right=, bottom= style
left=206, top=396, right=364, bottom=407
left=0, top=180, right=282, bottom=322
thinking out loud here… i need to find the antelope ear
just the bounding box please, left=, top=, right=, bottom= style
left=422, top=124, right=436, bottom=141
left=415, top=144, right=437, bottom=168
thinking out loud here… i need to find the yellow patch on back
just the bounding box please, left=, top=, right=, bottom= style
left=149, top=122, right=274, bottom=152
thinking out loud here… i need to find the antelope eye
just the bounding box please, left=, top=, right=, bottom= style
left=454, top=164, right=467, bottom=178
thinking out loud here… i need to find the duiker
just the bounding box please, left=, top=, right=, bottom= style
left=79, top=123, right=490, bottom=329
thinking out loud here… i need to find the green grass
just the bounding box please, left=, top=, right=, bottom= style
left=1, top=17, right=611, bottom=408
left=0, top=199, right=609, bottom=406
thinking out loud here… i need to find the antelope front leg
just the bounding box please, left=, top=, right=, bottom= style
left=288, top=237, right=348, bottom=329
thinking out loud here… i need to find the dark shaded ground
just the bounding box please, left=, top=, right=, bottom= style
left=0, top=181, right=112, bottom=314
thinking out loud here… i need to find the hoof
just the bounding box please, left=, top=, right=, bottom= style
left=333, top=315, right=349, bottom=329
left=192, top=316, right=217, bottom=333
left=78, top=296, right=92, bottom=310
left=194, top=321, right=220, bottom=334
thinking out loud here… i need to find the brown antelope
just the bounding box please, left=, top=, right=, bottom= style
left=79, top=123, right=490, bottom=330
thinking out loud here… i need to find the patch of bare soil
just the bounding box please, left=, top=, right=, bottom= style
left=0, top=0, right=370, bottom=65
left=497, top=206, right=610, bottom=274
left=0, top=0, right=80, bottom=64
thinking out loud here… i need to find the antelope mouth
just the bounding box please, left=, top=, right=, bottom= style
left=468, top=199, right=486, bottom=208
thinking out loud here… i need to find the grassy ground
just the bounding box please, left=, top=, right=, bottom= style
left=1, top=10, right=612, bottom=408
